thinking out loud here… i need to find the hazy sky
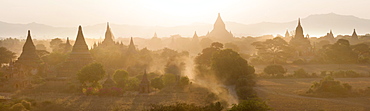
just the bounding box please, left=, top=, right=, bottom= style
left=1, top=0, right=370, bottom=27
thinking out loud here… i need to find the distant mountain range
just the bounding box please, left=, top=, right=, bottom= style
left=1, top=13, right=370, bottom=39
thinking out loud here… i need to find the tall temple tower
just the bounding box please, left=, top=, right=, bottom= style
left=192, top=31, right=199, bottom=43
left=285, top=30, right=290, bottom=38
left=289, top=19, right=311, bottom=57
left=351, top=29, right=358, bottom=40
left=139, top=70, right=150, bottom=93
left=64, top=37, right=72, bottom=53
left=16, top=30, right=42, bottom=69
left=294, top=18, right=304, bottom=39
left=59, top=26, right=93, bottom=78
left=127, top=37, right=137, bottom=54
left=101, top=22, right=115, bottom=46
left=189, top=31, right=201, bottom=54
left=208, top=13, right=234, bottom=42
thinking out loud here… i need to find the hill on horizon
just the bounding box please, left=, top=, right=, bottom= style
left=1, top=13, right=370, bottom=40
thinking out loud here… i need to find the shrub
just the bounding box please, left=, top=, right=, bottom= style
left=307, top=76, right=352, bottom=96
left=229, top=99, right=271, bottom=111
left=293, top=68, right=309, bottom=78
left=179, top=76, right=190, bottom=87
left=113, top=69, right=129, bottom=89
left=125, top=77, right=139, bottom=91
left=235, top=77, right=255, bottom=89
left=236, top=86, right=256, bottom=100
left=163, top=73, right=177, bottom=86
left=332, top=70, right=360, bottom=78
left=151, top=77, right=164, bottom=90
left=263, top=64, right=286, bottom=77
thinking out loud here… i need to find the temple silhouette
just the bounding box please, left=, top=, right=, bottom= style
left=207, top=13, right=234, bottom=42
left=59, top=26, right=94, bottom=78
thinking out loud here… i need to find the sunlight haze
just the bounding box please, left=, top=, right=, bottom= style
left=1, top=0, right=370, bottom=27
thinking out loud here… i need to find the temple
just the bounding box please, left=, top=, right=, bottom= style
left=352, top=29, right=358, bottom=40
left=101, top=23, right=115, bottom=46
left=4, top=30, right=44, bottom=88
left=207, top=13, right=234, bottom=42
left=139, top=70, right=150, bottom=93
left=59, top=26, right=94, bottom=78
left=293, top=19, right=304, bottom=39
left=285, top=30, right=290, bottom=38
left=63, top=37, right=72, bottom=53
left=192, top=31, right=199, bottom=43
left=289, top=19, right=312, bottom=56
left=127, top=37, right=137, bottom=54
left=16, top=30, right=43, bottom=69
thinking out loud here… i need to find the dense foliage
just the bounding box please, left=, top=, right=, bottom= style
left=307, top=76, right=352, bottom=96
left=0, top=47, right=16, bottom=65
left=77, top=63, right=106, bottom=87
left=263, top=64, right=286, bottom=77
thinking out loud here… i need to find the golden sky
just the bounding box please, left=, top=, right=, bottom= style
left=0, top=0, right=369, bottom=27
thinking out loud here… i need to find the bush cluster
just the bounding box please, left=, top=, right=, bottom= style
left=307, top=76, right=352, bottom=96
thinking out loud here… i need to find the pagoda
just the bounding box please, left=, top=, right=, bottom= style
left=59, top=26, right=93, bottom=78
left=16, top=30, right=42, bottom=69
left=289, top=19, right=311, bottom=56
left=207, top=13, right=234, bottom=42
left=101, top=22, right=115, bottom=46
left=139, top=70, right=150, bottom=93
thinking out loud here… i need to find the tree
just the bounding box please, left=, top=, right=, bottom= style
left=113, top=69, right=129, bottom=89
left=252, top=37, right=293, bottom=64
left=322, top=39, right=357, bottom=63
left=163, top=73, right=177, bottom=86
left=351, top=43, right=370, bottom=63
left=179, top=76, right=190, bottom=87
left=211, top=49, right=255, bottom=85
left=224, top=43, right=239, bottom=52
left=263, top=65, right=286, bottom=77
left=41, top=52, right=67, bottom=65
left=77, top=63, right=106, bottom=87
left=151, top=77, right=164, bottom=89
left=35, top=44, right=47, bottom=51
left=195, top=42, right=223, bottom=77
left=0, top=47, right=16, bottom=65
left=50, top=38, right=63, bottom=52
left=293, top=68, right=309, bottom=78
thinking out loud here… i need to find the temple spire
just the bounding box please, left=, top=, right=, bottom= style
left=72, top=25, right=89, bottom=52
left=16, top=30, right=42, bottom=68
left=193, top=31, right=198, bottom=38
left=285, top=30, right=290, bottom=38
left=59, top=25, right=93, bottom=78
left=23, top=30, right=36, bottom=52
left=352, top=29, right=358, bottom=39
left=102, top=22, right=115, bottom=45
left=127, top=37, right=136, bottom=53
left=64, top=37, right=72, bottom=53
left=214, top=13, right=226, bottom=30
left=139, top=70, right=150, bottom=93
left=153, top=32, right=158, bottom=38
left=294, top=18, right=304, bottom=39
